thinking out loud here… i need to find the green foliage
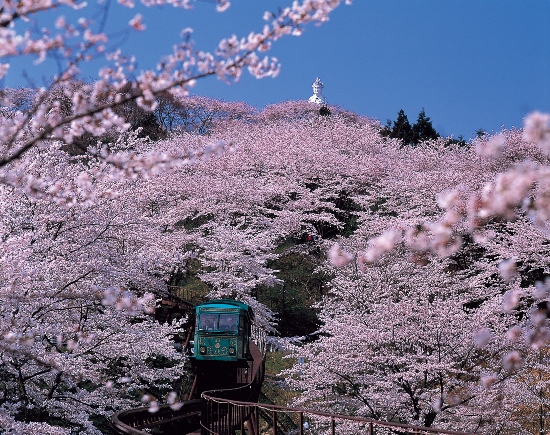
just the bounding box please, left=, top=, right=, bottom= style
left=381, top=109, right=412, bottom=144
left=369, top=197, right=398, bottom=217
left=445, top=135, right=469, bottom=147
left=476, top=128, right=487, bottom=138
left=333, top=192, right=363, bottom=236
left=88, top=414, right=113, bottom=434
left=411, top=108, right=439, bottom=143
left=257, top=251, right=326, bottom=337
left=175, top=213, right=214, bottom=231
left=265, top=351, right=296, bottom=376
left=381, top=108, right=441, bottom=146
left=260, top=351, right=299, bottom=406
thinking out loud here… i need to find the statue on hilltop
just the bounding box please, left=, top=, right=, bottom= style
left=308, top=77, right=327, bottom=104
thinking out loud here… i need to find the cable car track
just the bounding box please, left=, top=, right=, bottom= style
left=111, top=290, right=478, bottom=435
left=111, top=293, right=266, bottom=434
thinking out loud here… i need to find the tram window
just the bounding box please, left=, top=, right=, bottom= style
left=199, top=313, right=218, bottom=331
left=219, top=313, right=238, bottom=332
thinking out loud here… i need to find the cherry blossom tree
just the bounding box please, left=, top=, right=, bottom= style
left=283, top=250, right=518, bottom=433
left=285, top=124, right=550, bottom=433
left=154, top=95, right=255, bottom=135
left=0, top=138, right=194, bottom=433
left=0, top=0, right=352, bottom=173
left=0, top=88, right=377, bottom=430
left=2, top=5, right=550, bottom=433
left=1, top=0, right=353, bottom=431
left=123, top=103, right=380, bottom=329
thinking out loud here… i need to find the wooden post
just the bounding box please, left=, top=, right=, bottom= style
left=272, top=409, right=277, bottom=435
left=189, top=374, right=198, bottom=400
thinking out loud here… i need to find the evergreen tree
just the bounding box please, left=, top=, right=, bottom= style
left=411, top=108, right=439, bottom=144
left=382, top=108, right=440, bottom=146
left=391, top=109, right=413, bottom=144
left=380, top=119, right=393, bottom=138
left=445, top=134, right=469, bottom=147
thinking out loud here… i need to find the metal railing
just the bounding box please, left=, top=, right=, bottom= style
left=199, top=396, right=478, bottom=435
left=201, top=335, right=266, bottom=434
left=251, top=323, right=267, bottom=357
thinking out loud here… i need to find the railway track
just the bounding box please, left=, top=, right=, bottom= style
left=111, top=291, right=265, bottom=434
left=111, top=289, right=478, bottom=435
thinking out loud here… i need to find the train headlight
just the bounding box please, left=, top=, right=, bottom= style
left=199, top=346, right=207, bottom=355
left=228, top=346, right=236, bottom=356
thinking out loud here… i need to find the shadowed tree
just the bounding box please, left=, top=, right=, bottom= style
left=381, top=109, right=413, bottom=144
left=411, top=108, right=440, bottom=144
left=382, top=109, right=440, bottom=146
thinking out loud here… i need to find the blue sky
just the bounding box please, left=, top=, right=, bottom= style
left=5, top=0, right=550, bottom=139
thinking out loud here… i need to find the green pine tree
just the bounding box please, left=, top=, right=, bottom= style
left=411, top=108, right=439, bottom=145
left=391, top=109, right=413, bottom=144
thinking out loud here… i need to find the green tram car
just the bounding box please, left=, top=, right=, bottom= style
left=190, top=299, right=253, bottom=363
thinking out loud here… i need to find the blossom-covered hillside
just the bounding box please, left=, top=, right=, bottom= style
left=3, top=98, right=550, bottom=434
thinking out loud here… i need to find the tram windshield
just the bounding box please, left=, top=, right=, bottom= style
left=199, top=313, right=239, bottom=332
left=219, top=313, right=239, bottom=332
left=199, top=313, right=218, bottom=331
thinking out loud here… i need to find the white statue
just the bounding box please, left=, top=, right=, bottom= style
left=308, top=77, right=327, bottom=104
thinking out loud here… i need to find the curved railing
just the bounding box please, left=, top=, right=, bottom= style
left=200, top=360, right=265, bottom=435
left=201, top=322, right=474, bottom=435
left=199, top=396, right=478, bottom=435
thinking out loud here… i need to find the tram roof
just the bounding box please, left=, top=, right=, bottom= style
left=196, top=299, right=253, bottom=318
